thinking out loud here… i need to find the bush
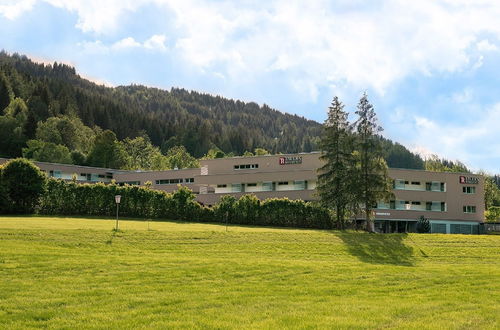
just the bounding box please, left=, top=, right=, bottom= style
left=416, top=215, right=430, bottom=233
left=213, top=195, right=237, bottom=223
left=485, top=206, right=500, bottom=223
left=234, top=194, right=260, bottom=225
left=1, top=158, right=46, bottom=213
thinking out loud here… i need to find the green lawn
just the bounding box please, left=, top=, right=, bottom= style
left=0, top=216, right=499, bottom=329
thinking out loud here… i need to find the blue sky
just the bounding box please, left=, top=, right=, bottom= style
left=1, top=0, right=500, bottom=172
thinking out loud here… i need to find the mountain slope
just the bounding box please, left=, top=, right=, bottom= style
left=0, top=51, right=423, bottom=169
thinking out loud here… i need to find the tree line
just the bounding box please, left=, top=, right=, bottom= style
left=0, top=51, right=427, bottom=170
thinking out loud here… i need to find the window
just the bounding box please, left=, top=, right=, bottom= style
left=155, top=178, right=183, bottom=185
left=98, top=174, right=105, bottom=178
left=231, top=183, right=243, bottom=192
left=463, top=205, right=476, bottom=213
left=234, top=164, right=259, bottom=170
left=426, top=201, right=445, bottom=212
left=390, top=200, right=396, bottom=209
left=217, top=184, right=227, bottom=188
left=463, top=186, right=476, bottom=194
left=262, top=182, right=273, bottom=191
left=411, top=181, right=420, bottom=185
left=278, top=181, right=289, bottom=185
left=185, top=178, right=194, bottom=183
left=247, top=183, right=257, bottom=187
left=404, top=180, right=409, bottom=184
left=426, top=181, right=445, bottom=192
left=411, top=201, right=421, bottom=205
left=294, top=180, right=306, bottom=190
left=119, top=181, right=140, bottom=186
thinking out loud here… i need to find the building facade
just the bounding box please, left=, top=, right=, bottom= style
left=0, top=153, right=485, bottom=234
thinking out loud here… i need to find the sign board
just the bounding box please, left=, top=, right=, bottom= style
left=279, top=156, right=302, bottom=165
left=375, top=212, right=391, bottom=216
left=459, top=176, right=479, bottom=184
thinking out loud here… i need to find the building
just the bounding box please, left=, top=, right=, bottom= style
left=0, top=153, right=485, bottom=234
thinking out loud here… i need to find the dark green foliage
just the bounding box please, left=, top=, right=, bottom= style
left=0, top=167, right=8, bottom=214
left=70, top=150, right=86, bottom=165
left=213, top=195, right=332, bottom=229
left=86, top=130, right=129, bottom=168
left=234, top=194, right=261, bottom=224
left=318, top=96, right=356, bottom=228
left=379, top=137, right=424, bottom=169
left=22, top=139, right=72, bottom=164
left=1, top=158, right=46, bottom=213
left=38, top=179, right=205, bottom=221
left=0, top=72, right=12, bottom=112
left=0, top=51, right=424, bottom=169
left=213, top=195, right=237, bottom=223
left=353, top=94, right=393, bottom=232
left=0, top=115, right=27, bottom=157
left=164, top=145, right=199, bottom=169
left=416, top=215, right=430, bottom=233
left=424, top=155, right=470, bottom=173
left=36, top=178, right=331, bottom=229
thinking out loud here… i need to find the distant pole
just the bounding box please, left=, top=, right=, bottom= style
left=225, top=211, right=228, bottom=232
left=115, top=195, right=121, bottom=231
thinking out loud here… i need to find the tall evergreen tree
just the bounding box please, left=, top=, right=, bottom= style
left=317, top=96, right=355, bottom=228
left=353, top=94, right=393, bottom=232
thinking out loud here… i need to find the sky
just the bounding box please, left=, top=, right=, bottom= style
left=1, top=0, right=500, bottom=172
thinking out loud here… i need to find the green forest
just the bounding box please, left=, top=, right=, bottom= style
left=0, top=51, right=463, bottom=172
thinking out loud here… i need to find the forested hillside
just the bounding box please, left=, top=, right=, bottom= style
left=0, top=51, right=424, bottom=169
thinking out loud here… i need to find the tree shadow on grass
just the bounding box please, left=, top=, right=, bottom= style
left=335, top=232, right=416, bottom=266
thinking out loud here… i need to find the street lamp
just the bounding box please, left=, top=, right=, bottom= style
left=115, top=195, right=121, bottom=231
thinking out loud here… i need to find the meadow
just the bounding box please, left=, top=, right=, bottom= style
left=0, top=216, right=499, bottom=329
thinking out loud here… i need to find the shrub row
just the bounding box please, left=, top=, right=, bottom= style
left=39, top=178, right=210, bottom=221
left=1, top=158, right=333, bottom=229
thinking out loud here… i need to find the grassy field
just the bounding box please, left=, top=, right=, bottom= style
left=0, top=216, right=499, bottom=329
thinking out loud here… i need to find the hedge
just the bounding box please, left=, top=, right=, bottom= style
left=38, top=178, right=333, bottom=229
left=1, top=159, right=334, bottom=229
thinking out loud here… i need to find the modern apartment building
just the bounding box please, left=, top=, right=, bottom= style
left=0, top=153, right=485, bottom=234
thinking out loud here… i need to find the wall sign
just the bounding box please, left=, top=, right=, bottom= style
left=279, top=156, right=302, bottom=165
left=459, top=176, right=479, bottom=184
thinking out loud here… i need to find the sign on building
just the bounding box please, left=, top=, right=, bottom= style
left=459, top=176, right=479, bottom=184
left=279, top=156, right=302, bottom=165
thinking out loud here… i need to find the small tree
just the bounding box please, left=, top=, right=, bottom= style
left=416, top=215, right=430, bottom=233
left=1, top=158, right=46, bottom=213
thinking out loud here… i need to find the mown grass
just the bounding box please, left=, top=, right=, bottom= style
left=0, top=216, right=499, bottom=329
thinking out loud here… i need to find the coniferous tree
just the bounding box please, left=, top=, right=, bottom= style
left=317, top=96, right=355, bottom=229
left=353, top=93, right=393, bottom=232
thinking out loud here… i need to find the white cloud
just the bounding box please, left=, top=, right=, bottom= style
left=0, top=0, right=36, bottom=20
left=476, top=39, right=498, bottom=52
left=144, top=34, right=167, bottom=51
left=411, top=103, right=500, bottom=172
left=112, top=37, right=141, bottom=49
left=79, top=34, right=168, bottom=53
left=4, top=0, right=500, bottom=102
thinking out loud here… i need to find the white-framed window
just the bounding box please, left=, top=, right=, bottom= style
left=463, top=205, right=476, bottom=213
left=462, top=186, right=476, bottom=194
left=234, top=164, right=259, bottom=170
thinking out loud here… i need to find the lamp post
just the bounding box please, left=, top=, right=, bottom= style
left=115, top=195, right=121, bottom=231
